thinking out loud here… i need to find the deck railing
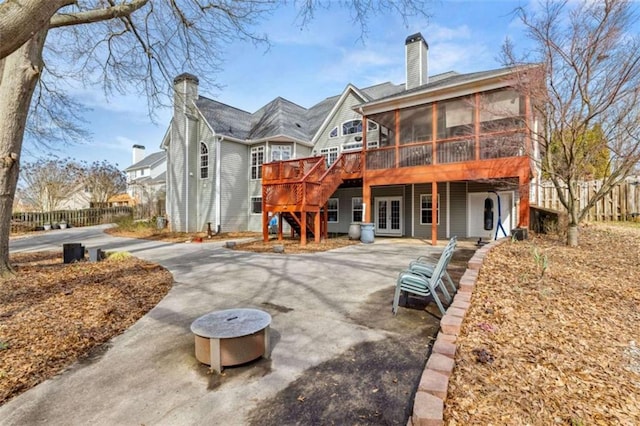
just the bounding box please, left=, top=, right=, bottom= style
left=262, top=156, right=325, bottom=182
left=365, top=129, right=527, bottom=170
left=263, top=152, right=362, bottom=210
left=399, top=144, right=433, bottom=167
left=437, top=138, right=475, bottom=163
left=480, top=131, right=525, bottom=159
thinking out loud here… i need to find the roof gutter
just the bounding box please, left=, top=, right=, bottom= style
left=248, top=134, right=313, bottom=146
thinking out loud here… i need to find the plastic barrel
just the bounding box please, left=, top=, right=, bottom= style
left=360, top=223, right=375, bottom=244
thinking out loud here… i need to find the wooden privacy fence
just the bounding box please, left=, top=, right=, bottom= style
left=535, top=179, right=640, bottom=222
left=11, top=206, right=133, bottom=233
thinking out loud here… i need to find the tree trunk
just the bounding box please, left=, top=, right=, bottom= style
left=567, top=223, right=579, bottom=247
left=0, top=30, right=48, bottom=277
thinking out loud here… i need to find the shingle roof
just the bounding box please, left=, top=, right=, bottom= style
left=248, top=97, right=309, bottom=140
left=192, top=68, right=514, bottom=143
left=195, top=97, right=253, bottom=139
left=366, top=67, right=518, bottom=105
left=125, top=151, right=166, bottom=171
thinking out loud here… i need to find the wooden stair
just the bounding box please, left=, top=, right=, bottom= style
left=262, top=152, right=362, bottom=245
left=280, top=212, right=316, bottom=239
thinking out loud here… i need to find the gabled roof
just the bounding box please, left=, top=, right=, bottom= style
left=307, top=82, right=403, bottom=142
left=248, top=97, right=309, bottom=140
left=125, top=151, right=166, bottom=171
left=129, top=170, right=165, bottom=185
left=192, top=81, right=404, bottom=144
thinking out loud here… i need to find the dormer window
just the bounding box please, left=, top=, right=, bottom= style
left=342, top=119, right=362, bottom=135
left=329, top=127, right=338, bottom=138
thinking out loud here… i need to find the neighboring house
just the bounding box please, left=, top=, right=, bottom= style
left=13, top=185, right=92, bottom=212
left=107, top=193, right=136, bottom=207
left=163, top=33, right=539, bottom=243
left=125, top=145, right=167, bottom=214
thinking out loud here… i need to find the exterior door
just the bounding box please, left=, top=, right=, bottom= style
left=375, top=197, right=403, bottom=236
left=467, top=192, right=513, bottom=239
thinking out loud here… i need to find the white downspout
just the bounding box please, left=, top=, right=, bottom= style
left=215, top=136, right=222, bottom=232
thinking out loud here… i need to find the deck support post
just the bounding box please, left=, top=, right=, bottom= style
left=301, top=211, right=307, bottom=246
left=262, top=209, right=269, bottom=242
left=314, top=211, right=321, bottom=243
left=363, top=184, right=372, bottom=222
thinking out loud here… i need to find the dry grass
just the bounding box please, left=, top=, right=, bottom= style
left=445, top=223, right=640, bottom=425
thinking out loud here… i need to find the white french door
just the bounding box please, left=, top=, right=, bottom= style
left=375, top=197, right=403, bottom=236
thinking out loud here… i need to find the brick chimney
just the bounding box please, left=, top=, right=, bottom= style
left=132, top=144, right=145, bottom=165
left=405, top=33, right=429, bottom=90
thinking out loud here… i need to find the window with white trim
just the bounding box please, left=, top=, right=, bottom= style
left=271, top=145, right=292, bottom=162
left=367, top=121, right=379, bottom=131
left=327, top=198, right=339, bottom=223
left=250, top=146, right=264, bottom=179
left=251, top=196, right=262, bottom=214
left=329, top=127, right=338, bottom=138
left=420, top=194, right=440, bottom=225
left=320, top=146, right=339, bottom=167
left=342, top=142, right=362, bottom=152
left=200, top=142, right=209, bottom=179
left=342, top=119, right=362, bottom=135
left=352, top=197, right=363, bottom=223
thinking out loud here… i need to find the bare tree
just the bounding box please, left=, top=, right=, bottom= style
left=83, top=160, right=127, bottom=207
left=19, top=158, right=84, bottom=212
left=503, top=0, right=640, bottom=246
left=0, top=0, right=432, bottom=275
left=131, top=181, right=165, bottom=219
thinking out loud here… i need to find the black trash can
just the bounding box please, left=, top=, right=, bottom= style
left=63, top=243, right=85, bottom=263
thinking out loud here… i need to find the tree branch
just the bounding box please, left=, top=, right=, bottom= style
left=49, top=0, right=149, bottom=29
left=0, top=0, right=74, bottom=60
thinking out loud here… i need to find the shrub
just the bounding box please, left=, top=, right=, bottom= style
left=105, top=251, right=132, bottom=261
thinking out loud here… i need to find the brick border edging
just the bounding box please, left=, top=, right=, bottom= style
left=408, top=239, right=504, bottom=426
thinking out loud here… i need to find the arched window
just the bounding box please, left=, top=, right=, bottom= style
left=200, top=142, right=209, bottom=179
left=342, top=119, right=362, bottom=135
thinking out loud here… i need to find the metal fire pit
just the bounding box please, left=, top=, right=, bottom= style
left=190, top=308, right=271, bottom=373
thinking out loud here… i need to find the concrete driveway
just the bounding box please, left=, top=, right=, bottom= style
left=2, top=226, right=460, bottom=425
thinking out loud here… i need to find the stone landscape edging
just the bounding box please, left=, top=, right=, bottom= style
left=408, top=238, right=505, bottom=426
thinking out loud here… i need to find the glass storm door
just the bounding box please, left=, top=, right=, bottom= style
left=375, top=197, right=402, bottom=236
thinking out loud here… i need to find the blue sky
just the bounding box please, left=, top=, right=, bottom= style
left=24, top=0, right=532, bottom=169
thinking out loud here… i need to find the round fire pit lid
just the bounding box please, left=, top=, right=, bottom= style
left=190, top=308, right=271, bottom=339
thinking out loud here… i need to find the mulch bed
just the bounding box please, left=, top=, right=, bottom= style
left=0, top=252, right=173, bottom=405
left=445, top=224, right=640, bottom=425
left=232, top=235, right=361, bottom=253
left=105, top=227, right=260, bottom=243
